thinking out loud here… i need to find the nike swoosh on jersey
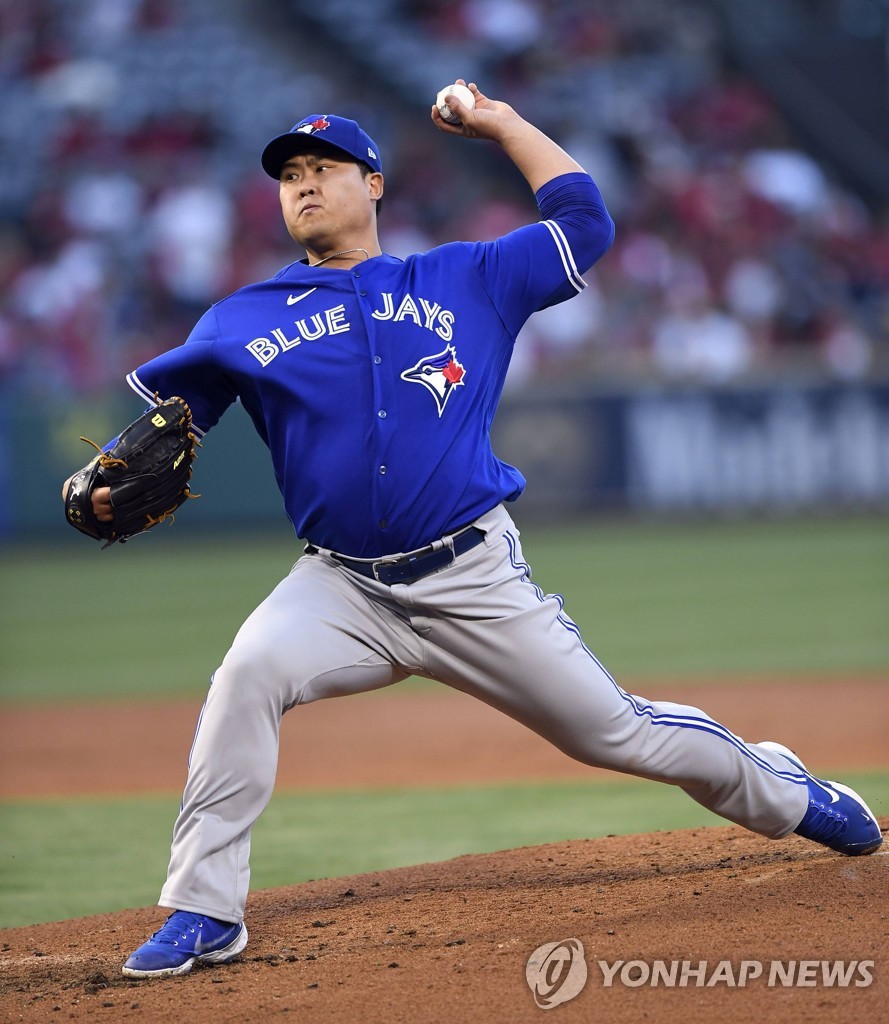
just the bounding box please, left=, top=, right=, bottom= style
left=287, top=288, right=317, bottom=305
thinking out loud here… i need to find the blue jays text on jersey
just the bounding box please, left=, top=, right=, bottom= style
left=244, top=291, right=456, bottom=367
left=126, top=172, right=614, bottom=558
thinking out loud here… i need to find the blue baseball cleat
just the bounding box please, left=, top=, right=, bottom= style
left=122, top=910, right=248, bottom=978
left=760, top=741, right=883, bottom=857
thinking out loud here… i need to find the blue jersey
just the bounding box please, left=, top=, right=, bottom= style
left=127, top=172, right=614, bottom=557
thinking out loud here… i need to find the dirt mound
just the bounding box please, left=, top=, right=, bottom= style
left=2, top=824, right=886, bottom=1023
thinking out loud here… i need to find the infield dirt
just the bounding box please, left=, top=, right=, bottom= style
left=2, top=674, right=887, bottom=1022
left=2, top=675, right=887, bottom=796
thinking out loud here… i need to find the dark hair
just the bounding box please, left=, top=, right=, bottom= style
left=357, top=158, right=383, bottom=218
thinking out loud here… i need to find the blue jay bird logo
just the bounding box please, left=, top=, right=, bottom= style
left=400, top=345, right=466, bottom=416
left=296, top=116, right=331, bottom=135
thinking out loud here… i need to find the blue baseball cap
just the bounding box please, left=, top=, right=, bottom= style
left=261, top=114, right=382, bottom=179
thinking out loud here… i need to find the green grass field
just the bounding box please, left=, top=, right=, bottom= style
left=4, top=772, right=888, bottom=928
left=1, top=516, right=887, bottom=927
left=1, top=516, right=887, bottom=702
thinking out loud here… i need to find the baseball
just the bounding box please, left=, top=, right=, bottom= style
left=436, top=83, right=475, bottom=125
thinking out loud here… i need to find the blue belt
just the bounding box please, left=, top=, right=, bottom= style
left=322, top=526, right=486, bottom=585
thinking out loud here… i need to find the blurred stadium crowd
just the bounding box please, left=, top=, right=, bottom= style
left=1, top=0, right=887, bottom=399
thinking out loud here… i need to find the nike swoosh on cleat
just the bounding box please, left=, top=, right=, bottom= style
left=287, top=288, right=317, bottom=305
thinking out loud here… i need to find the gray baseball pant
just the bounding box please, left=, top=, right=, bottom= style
left=160, top=503, right=809, bottom=922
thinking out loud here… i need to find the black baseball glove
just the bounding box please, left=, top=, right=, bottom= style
left=65, top=396, right=199, bottom=546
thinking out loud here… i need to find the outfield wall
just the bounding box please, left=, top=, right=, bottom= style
left=494, top=382, right=889, bottom=516
left=4, top=382, right=889, bottom=539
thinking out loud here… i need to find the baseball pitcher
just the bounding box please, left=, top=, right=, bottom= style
left=62, top=81, right=882, bottom=978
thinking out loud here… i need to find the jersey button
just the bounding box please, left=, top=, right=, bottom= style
left=379, top=465, right=387, bottom=475
left=373, top=356, right=382, bottom=365
left=359, top=290, right=367, bottom=296
left=378, top=409, right=387, bottom=419
left=379, top=519, right=388, bottom=529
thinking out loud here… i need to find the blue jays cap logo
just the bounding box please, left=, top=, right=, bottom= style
left=401, top=345, right=466, bottom=416
left=261, top=114, right=382, bottom=177
left=296, top=116, right=331, bottom=136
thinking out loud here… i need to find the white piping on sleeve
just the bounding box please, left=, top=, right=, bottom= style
left=126, top=370, right=156, bottom=405
left=541, top=219, right=586, bottom=293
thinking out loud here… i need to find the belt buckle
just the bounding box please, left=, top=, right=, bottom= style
left=371, top=539, right=457, bottom=584
left=370, top=561, right=393, bottom=585
left=371, top=555, right=402, bottom=584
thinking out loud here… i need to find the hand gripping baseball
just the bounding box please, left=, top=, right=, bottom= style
left=430, top=81, right=519, bottom=143
left=430, top=80, right=586, bottom=193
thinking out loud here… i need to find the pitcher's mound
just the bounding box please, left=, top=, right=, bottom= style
left=2, top=824, right=886, bottom=1023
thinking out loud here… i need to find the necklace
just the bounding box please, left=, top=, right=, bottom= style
left=309, top=247, right=370, bottom=268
